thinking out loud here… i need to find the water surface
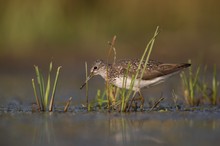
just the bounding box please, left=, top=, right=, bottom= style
left=1, top=109, right=220, bottom=146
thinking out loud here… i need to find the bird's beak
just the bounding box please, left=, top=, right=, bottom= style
left=80, top=72, right=94, bottom=89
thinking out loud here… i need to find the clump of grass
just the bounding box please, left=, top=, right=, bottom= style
left=32, top=62, right=62, bottom=112
left=181, top=60, right=200, bottom=105
left=181, top=61, right=219, bottom=106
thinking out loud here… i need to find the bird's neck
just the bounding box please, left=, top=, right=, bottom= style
left=99, top=65, right=112, bottom=80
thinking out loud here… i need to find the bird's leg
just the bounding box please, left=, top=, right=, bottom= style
left=138, top=91, right=145, bottom=111
left=127, top=90, right=145, bottom=112
left=127, top=91, right=137, bottom=112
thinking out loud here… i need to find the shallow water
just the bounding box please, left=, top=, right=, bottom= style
left=1, top=108, right=220, bottom=146
left=0, top=62, right=219, bottom=146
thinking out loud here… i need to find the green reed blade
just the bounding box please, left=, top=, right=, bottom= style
left=180, top=72, right=189, bottom=89
left=44, top=62, right=53, bottom=108
left=132, top=26, right=159, bottom=96
left=127, top=75, right=135, bottom=96
left=96, top=89, right=101, bottom=107
left=212, top=65, right=217, bottom=105
left=127, top=27, right=159, bottom=111
left=127, top=26, right=159, bottom=111
left=34, top=65, right=45, bottom=110
left=140, top=26, right=159, bottom=82
left=121, top=63, right=131, bottom=111
left=34, top=66, right=42, bottom=98
left=49, top=66, right=62, bottom=112
left=193, top=66, right=200, bottom=88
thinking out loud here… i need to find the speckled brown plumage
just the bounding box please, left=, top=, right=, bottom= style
left=102, top=59, right=190, bottom=80
left=80, top=59, right=191, bottom=91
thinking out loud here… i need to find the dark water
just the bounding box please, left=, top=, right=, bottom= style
left=1, top=108, right=220, bottom=146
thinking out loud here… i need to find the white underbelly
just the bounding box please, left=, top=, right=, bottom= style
left=111, top=72, right=178, bottom=91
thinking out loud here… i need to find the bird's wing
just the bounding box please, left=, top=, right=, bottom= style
left=114, top=59, right=190, bottom=80
left=141, top=63, right=190, bottom=80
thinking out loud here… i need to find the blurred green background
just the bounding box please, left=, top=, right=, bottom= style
left=0, top=0, right=220, bottom=66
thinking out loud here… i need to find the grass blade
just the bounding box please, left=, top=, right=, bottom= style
left=139, top=26, right=159, bottom=85
left=130, top=26, right=159, bottom=99
left=85, top=62, right=89, bottom=108
left=127, top=26, right=159, bottom=111
left=49, top=66, right=62, bottom=112
left=34, top=65, right=45, bottom=110
left=212, top=65, right=217, bottom=105
left=44, top=62, right=53, bottom=109
left=121, top=63, right=131, bottom=111
left=32, top=79, right=41, bottom=111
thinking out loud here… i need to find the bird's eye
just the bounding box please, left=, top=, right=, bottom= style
left=94, top=66, right=97, bottom=70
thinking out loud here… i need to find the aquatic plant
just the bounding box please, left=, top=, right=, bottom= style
left=180, top=60, right=200, bottom=105
left=32, top=62, right=62, bottom=111
left=181, top=62, right=219, bottom=106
